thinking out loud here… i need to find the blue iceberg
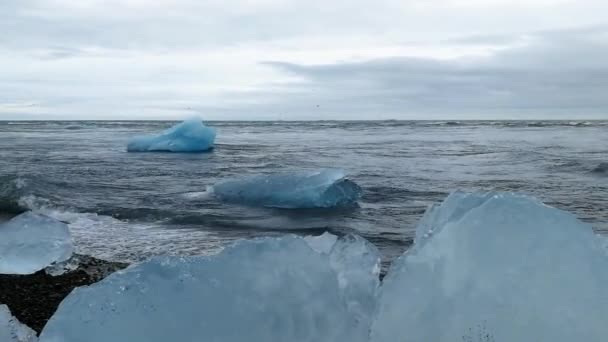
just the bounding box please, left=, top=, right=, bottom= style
left=40, top=234, right=380, bottom=342
left=127, top=118, right=216, bottom=152
left=0, top=212, right=73, bottom=275
left=371, top=192, right=608, bottom=342
left=212, top=169, right=362, bottom=208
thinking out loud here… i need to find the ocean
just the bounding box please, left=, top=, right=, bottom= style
left=1, top=120, right=607, bottom=272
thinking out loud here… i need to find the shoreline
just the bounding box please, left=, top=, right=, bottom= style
left=0, top=254, right=128, bottom=333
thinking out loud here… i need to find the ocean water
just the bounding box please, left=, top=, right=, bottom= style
left=1, top=120, right=607, bottom=271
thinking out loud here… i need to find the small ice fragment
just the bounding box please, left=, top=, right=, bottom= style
left=45, top=254, right=81, bottom=276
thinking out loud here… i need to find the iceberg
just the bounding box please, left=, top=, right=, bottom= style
left=212, top=169, right=362, bottom=208
left=0, top=305, right=38, bottom=342
left=371, top=192, right=608, bottom=342
left=126, top=118, right=216, bottom=152
left=0, top=212, right=73, bottom=275
left=40, top=234, right=380, bottom=342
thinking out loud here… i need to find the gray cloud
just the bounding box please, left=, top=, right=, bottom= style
left=246, top=28, right=608, bottom=119
left=1, top=1, right=608, bottom=119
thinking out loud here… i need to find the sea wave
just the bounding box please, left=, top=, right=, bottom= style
left=0, top=175, right=32, bottom=214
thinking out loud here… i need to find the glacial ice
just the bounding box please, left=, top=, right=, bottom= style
left=0, top=305, right=38, bottom=342
left=212, top=169, right=362, bottom=208
left=0, top=212, right=73, bottom=275
left=36, top=192, right=608, bottom=341
left=40, top=234, right=380, bottom=342
left=371, top=192, right=608, bottom=342
left=126, top=118, right=216, bottom=152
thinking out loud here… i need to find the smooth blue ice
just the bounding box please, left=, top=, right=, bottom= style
left=0, top=212, right=73, bottom=275
left=212, top=169, right=362, bottom=208
left=126, top=118, right=216, bottom=152
left=371, top=192, right=608, bottom=342
left=40, top=234, right=379, bottom=342
left=0, top=305, right=38, bottom=342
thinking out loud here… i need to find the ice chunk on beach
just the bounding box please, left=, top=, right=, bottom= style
left=40, top=235, right=377, bottom=342
left=0, top=305, right=38, bottom=342
left=212, top=169, right=362, bottom=208
left=0, top=212, right=73, bottom=275
left=371, top=192, right=608, bottom=342
left=126, top=118, right=215, bottom=152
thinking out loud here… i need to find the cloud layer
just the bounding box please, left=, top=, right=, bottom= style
left=1, top=0, right=607, bottom=119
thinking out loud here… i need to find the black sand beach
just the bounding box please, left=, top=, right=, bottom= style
left=0, top=255, right=127, bottom=333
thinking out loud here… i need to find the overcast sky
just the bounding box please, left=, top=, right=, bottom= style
left=1, top=0, right=607, bottom=120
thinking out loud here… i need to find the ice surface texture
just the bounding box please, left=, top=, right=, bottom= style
left=212, top=169, right=362, bottom=208
left=0, top=212, right=73, bottom=275
left=40, top=234, right=380, bottom=342
left=38, top=192, right=608, bottom=342
left=126, top=118, right=216, bottom=152
left=371, top=191, right=608, bottom=342
left=0, top=305, right=38, bottom=342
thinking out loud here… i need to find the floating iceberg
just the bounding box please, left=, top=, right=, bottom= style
left=371, top=192, right=608, bottom=342
left=0, top=305, right=38, bottom=342
left=212, top=169, right=362, bottom=208
left=126, top=118, right=216, bottom=152
left=0, top=212, right=73, bottom=275
left=40, top=234, right=380, bottom=342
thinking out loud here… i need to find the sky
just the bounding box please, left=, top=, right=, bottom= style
left=1, top=0, right=607, bottom=120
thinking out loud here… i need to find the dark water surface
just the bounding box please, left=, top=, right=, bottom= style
left=1, top=120, right=607, bottom=270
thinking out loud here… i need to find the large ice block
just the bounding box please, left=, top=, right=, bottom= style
left=0, top=212, right=73, bottom=275
left=0, top=305, right=38, bottom=342
left=212, top=169, right=362, bottom=208
left=371, top=192, right=608, bottom=342
left=40, top=235, right=378, bottom=342
left=126, top=118, right=216, bottom=152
